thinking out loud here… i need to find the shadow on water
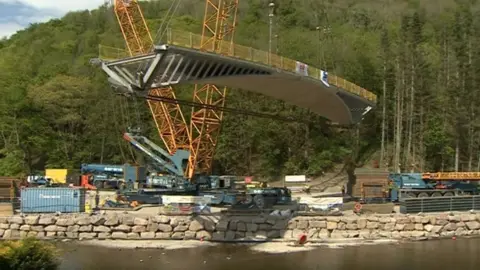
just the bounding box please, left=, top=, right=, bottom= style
left=57, top=238, right=480, bottom=270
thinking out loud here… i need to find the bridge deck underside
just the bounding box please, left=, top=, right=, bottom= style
left=101, top=45, right=375, bottom=125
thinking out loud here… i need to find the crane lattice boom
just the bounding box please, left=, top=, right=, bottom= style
left=187, top=0, right=239, bottom=178
left=422, top=172, right=480, bottom=180
left=113, top=0, right=190, bottom=160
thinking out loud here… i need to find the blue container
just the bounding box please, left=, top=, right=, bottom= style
left=20, top=188, right=86, bottom=213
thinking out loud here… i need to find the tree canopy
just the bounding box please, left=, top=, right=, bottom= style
left=1, top=0, right=480, bottom=179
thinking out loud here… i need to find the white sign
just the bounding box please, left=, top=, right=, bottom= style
left=295, top=61, right=309, bottom=76
left=362, top=106, right=372, bottom=116
left=39, top=194, right=61, bottom=199
left=161, top=195, right=211, bottom=205
left=285, top=175, right=307, bottom=183
left=299, top=196, right=343, bottom=210
left=320, top=70, right=330, bottom=87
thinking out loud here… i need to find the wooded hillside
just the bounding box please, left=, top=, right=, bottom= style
left=1, top=0, right=479, bottom=178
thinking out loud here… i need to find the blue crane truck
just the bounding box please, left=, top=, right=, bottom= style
left=388, top=173, right=480, bottom=201
left=80, top=163, right=146, bottom=189
left=122, top=131, right=292, bottom=208
left=123, top=132, right=196, bottom=192
left=122, top=132, right=250, bottom=205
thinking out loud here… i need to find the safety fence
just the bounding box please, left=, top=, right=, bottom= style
left=400, top=195, right=480, bottom=214
left=98, top=29, right=377, bottom=103
left=0, top=197, right=19, bottom=216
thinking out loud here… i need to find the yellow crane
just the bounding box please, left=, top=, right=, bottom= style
left=112, top=0, right=238, bottom=179
left=113, top=0, right=190, bottom=161
left=188, top=0, right=239, bottom=178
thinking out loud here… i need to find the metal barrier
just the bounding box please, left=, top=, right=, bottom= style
left=98, top=28, right=377, bottom=103
left=0, top=196, right=19, bottom=216
left=400, top=196, right=480, bottom=214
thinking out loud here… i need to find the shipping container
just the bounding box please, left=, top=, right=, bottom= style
left=45, top=169, right=70, bottom=184
left=20, top=187, right=86, bottom=213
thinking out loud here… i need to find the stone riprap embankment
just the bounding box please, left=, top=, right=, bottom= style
left=0, top=212, right=480, bottom=242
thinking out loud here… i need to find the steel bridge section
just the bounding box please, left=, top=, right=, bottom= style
left=101, top=44, right=375, bottom=126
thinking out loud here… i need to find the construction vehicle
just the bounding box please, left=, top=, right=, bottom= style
left=124, top=132, right=245, bottom=205
left=45, top=169, right=71, bottom=184
left=123, top=132, right=197, bottom=192
left=80, top=163, right=147, bottom=190
left=389, top=172, right=480, bottom=201
left=242, top=187, right=292, bottom=209
left=124, top=132, right=291, bottom=207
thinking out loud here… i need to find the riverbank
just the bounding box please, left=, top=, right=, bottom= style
left=1, top=211, right=479, bottom=243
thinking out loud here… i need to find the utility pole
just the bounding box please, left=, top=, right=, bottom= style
left=316, top=26, right=321, bottom=67
left=268, top=2, right=275, bottom=64
left=322, top=26, right=330, bottom=70
left=275, top=34, right=279, bottom=54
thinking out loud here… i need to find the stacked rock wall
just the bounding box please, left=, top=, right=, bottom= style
left=285, top=213, right=480, bottom=240
left=0, top=212, right=479, bottom=241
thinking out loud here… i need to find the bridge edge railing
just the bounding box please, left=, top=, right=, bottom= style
left=98, top=29, right=377, bottom=104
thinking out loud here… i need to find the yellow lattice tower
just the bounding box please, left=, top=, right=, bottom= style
left=187, top=0, right=239, bottom=178
left=113, top=0, right=190, bottom=154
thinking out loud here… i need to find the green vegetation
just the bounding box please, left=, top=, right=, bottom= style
left=0, top=238, right=59, bottom=270
left=0, top=0, right=479, bottom=179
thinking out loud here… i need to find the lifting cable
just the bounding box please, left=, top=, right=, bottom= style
left=144, top=94, right=340, bottom=132
left=110, top=96, right=127, bottom=162
left=131, top=95, right=143, bottom=130
left=153, top=0, right=183, bottom=44
left=118, top=95, right=137, bottom=164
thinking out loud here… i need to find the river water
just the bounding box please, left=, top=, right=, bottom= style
left=57, top=238, right=480, bottom=270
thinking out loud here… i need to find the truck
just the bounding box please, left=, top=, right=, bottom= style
left=389, top=172, right=480, bottom=201
left=80, top=163, right=147, bottom=189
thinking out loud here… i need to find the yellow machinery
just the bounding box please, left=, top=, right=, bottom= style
left=45, top=169, right=69, bottom=184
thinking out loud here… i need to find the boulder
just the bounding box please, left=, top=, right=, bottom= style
left=158, top=224, right=173, bottom=232
left=154, top=215, right=170, bottom=224
left=90, top=216, right=106, bottom=226
left=112, top=232, right=127, bottom=239
left=104, top=215, right=119, bottom=226
left=113, top=224, right=131, bottom=232
left=79, top=233, right=96, bottom=240
left=24, top=216, right=40, bottom=225
left=189, top=220, right=204, bottom=232
left=155, top=232, right=172, bottom=239
left=134, top=217, right=148, bottom=226
left=141, top=232, right=156, bottom=239
left=132, top=225, right=146, bottom=233
left=8, top=216, right=24, bottom=225
left=196, top=230, right=212, bottom=240
left=93, top=226, right=111, bottom=233
left=38, top=217, right=55, bottom=225
left=56, top=218, right=75, bottom=226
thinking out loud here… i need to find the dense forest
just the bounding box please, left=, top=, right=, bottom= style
left=1, top=0, right=479, bottom=179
